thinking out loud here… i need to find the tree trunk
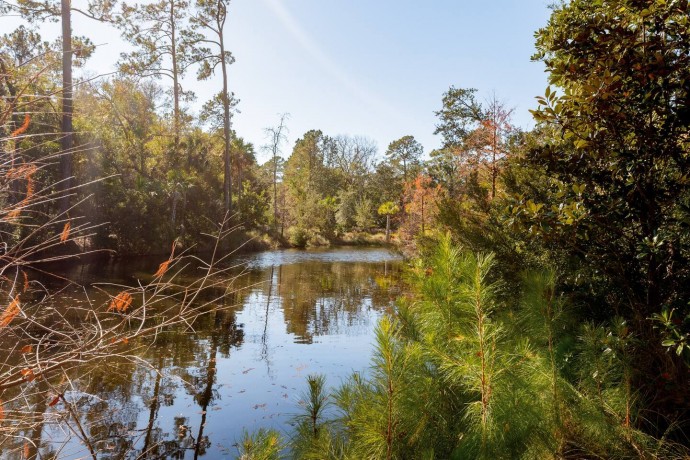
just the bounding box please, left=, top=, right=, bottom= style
left=219, top=30, right=232, bottom=215
left=60, top=0, right=73, bottom=214
left=385, top=214, right=390, bottom=242
left=170, top=0, right=180, bottom=163
left=273, top=155, right=278, bottom=227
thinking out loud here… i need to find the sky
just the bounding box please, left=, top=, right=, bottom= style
left=3, top=0, right=554, bottom=163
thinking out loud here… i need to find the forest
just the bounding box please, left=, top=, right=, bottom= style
left=2, top=0, right=690, bottom=458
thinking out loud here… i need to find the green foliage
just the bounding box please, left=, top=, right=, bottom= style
left=237, top=428, right=283, bottom=460
left=530, top=0, right=690, bottom=325
left=377, top=201, right=399, bottom=217
left=433, top=87, right=483, bottom=150
left=353, top=197, right=374, bottom=231
left=384, top=135, right=423, bottom=183
left=281, top=237, right=688, bottom=459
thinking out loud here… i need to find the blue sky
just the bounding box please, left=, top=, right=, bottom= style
left=4, top=0, right=553, bottom=162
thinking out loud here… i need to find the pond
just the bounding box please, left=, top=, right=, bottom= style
left=14, top=247, right=405, bottom=459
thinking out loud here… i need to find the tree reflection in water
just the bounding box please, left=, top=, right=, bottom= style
left=4, top=248, right=401, bottom=458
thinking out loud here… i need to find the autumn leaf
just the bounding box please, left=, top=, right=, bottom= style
left=23, top=442, right=29, bottom=459
left=5, top=164, right=37, bottom=181
left=108, top=291, right=133, bottom=313
left=153, top=240, right=177, bottom=278
left=20, top=344, right=32, bottom=354
left=48, top=395, right=61, bottom=407
left=0, top=296, right=21, bottom=327
left=6, top=208, right=21, bottom=220
left=22, top=271, right=29, bottom=293
left=0, top=399, right=4, bottom=421
left=60, top=222, right=71, bottom=243
left=20, top=368, right=35, bottom=382
left=10, top=114, right=30, bottom=137
left=25, top=174, right=34, bottom=200
left=154, top=259, right=171, bottom=278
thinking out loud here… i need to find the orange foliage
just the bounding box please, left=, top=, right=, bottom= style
left=400, top=174, right=441, bottom=242
left=4, top=164, right=38, bottom=221
left=108, top=291, right=133, bottom=313
left=60, top=222, right=71, bottom=243
left=21, top=344, right=32, bottom=353
left=5, top=164, right=37, bottom=181
left=0, top=296, right=21, bottom=328
left=48, top=395, right=60, bottom=407
left=154, top=260, right=171, bottom=278
left=10, top=114, right=30, bottom=137
left=6, top=208, right=21, bottom=220
left=20, top=368, right=35, bottom=382
left=153, top=241, right=177, bottom=278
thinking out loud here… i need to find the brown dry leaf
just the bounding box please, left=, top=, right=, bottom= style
left=0, top=399, right=4, bottom=421
left=48, top=395, right=60, bottom=407
left=6, top=208, right=21, bottom=220
left=11, top=114, right=30, bottom=137
left=20, top=344, right=32, bottom=354
left=154, top=260, right=171, bottom=278
left=108, top=291, right=133, bottom=313
left=20, top=368, right=35, bottom=382
left=60, top=222, right=71, bottom=243
left=25, top=174, right=34, bottom=200
left=22, top=271, right=29, bottom=293
left=0, top=296, right=21, bottom=328
left=23, top=442, right=29, bottom=459
left=5, top=164, right=37, bottom=181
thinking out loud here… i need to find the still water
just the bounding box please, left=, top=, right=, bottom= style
left=30, top=247, right=404, bottom=458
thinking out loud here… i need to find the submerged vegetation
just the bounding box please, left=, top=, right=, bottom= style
left=2, top=0, right=690, bottom=457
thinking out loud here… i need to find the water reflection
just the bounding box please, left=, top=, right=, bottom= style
left=3, top=248, right=402, bottom=459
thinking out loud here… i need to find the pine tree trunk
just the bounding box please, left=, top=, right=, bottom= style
left=220, top=29, right=232, bottom=215
left=170, top=0, right=180, bottom=165
left=60, top=0, right=73, bottom=214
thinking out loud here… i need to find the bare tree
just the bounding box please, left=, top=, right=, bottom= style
left=468, top=94, right=513, bottom=199
left=262, top=113, right=289, bottom=229
left=330, top=135, right=377, bottom=188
